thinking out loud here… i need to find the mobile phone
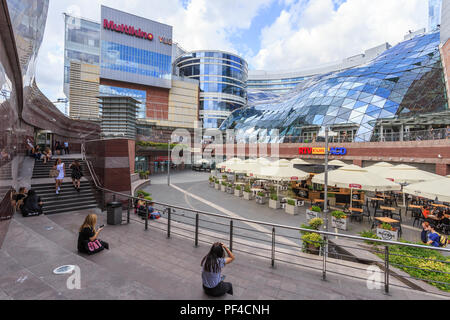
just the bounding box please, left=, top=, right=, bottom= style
left=99, top=224, right=105, bottom=229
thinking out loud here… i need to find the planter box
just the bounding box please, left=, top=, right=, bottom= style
left=285, top=204, right=300, bottom=215
left=376, top=228, right=399, bottom=241
left=221, top=185, right=227, bottom=192
left=269, top=199, right=281, bottom=210
left=328, top=197, right=336, bottom=206
left=226, top=187, right=234, bottom=194
left=256, top=195, right=267, bottom=205
left=214, top=183, right=220, bottom=190
left=306, top=209, right=321, bottom=221
left=209, top=181, right=215, bottom=187
left=331, top=216, right=348, bottom=231
left=305, top=244, right=320, bottom=255
left=243, top=192, right=254, bottom=200
left=234, top=189, right=243, bottom=197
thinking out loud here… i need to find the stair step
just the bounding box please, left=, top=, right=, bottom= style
left=40, top=192, right=95, bottom=201
left=43, top=199, right=97, bottom=210
left=43, top=200, right=98, bottom=212
left=44, top=204, right=98, bottom=215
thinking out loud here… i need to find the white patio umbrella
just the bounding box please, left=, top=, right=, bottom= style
left=404, top=177, right=450, bottom=203
left=227, top=158, right=258, bottom=174
left=271, top=159, right=293, bottom=167
left=327, top=160, right=348, bottom=167
left=290, top=158, right=310, bottom=165
left=312, top=165, right=401, bottom=208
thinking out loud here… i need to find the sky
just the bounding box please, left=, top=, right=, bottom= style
left=35, top=0, right=428, bottom=107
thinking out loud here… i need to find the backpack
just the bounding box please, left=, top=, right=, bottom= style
left=438, top=233, right=448, bottom=247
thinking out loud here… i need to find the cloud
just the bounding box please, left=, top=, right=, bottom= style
left=35, top=0, right=273, bottom=102
left=251, top=0, right=428, bottom=71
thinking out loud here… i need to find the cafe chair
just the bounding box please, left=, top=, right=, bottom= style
left=390, top=208, right=403, bottom=224
left=412, top=209, right=425, bottom=228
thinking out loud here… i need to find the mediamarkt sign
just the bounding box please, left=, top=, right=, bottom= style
left=103, top=19, right=154, bottom=41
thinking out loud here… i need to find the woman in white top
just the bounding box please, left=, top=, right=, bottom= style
left=53, top=158, right=65, bottom=194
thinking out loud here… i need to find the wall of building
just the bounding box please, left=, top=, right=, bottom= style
left=69, top=61, right=100, bottom=120
left=441, top=0, right=450, bottom=44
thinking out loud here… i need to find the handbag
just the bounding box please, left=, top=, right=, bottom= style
left=84, top=239, right=105, bottom=255
left=49, top=168, right=58, bottom=178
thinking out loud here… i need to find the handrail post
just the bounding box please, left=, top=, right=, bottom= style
left=145, top=203, right=149, bottom=231
left=271, top=227, right=275, bottom=268
left=229, top=220, right=233, bottom=252
left=384, top=245, right=390, bottom=294
left=322, top=235, right=327, bottom=281
left=195, top=213, right=199, bottom=247
left=127, top=198, right=130, bottom=224
left=167, top=207, right=171, bottom=238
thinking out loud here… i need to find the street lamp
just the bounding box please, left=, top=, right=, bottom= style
left=167, top=139, right=171, bottom=186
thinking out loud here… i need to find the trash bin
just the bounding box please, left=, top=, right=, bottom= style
left=107, top=202, right=122, bottom=225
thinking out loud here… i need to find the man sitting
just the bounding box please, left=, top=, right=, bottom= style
left=426, top=224, right=442, bottom=248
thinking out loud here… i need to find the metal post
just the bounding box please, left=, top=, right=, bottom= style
left=195, top=213, right=199, bottom=247
left=322, top=235, right=327, bottom=280
left=145, top=203, right=149, bottom=231
left=384, top=245, right=390, bottom=294
left=167, top=207, right=171, bottom=238
left=127, top=198, right=130, bottom=224
left=167, top=140, right=171, bottom=186
left=113, top=194, right=116, bottom=202
left=229, top=220, right=233, bottom=252
left=271, top=227, right=275, bottom=268
left=324, top=127, right=329, bottom=231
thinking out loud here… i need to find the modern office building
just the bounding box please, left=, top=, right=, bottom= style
left=429, top=0, right=443, bottom=31
left=63, top=6, right=199, bottom=129
left=100, top=96, right=139, bottom=139
left=174, top=51, right=248, bottom=129
left=221, top=30, right=448, bottom=143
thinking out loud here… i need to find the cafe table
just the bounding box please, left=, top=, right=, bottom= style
left=374, top=217, right=399, bottom=224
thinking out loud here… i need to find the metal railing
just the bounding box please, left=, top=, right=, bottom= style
left=81, top=143, right=450, bottom=297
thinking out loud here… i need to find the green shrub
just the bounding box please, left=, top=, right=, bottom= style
left=302, top=232, right=323, bottom=249
left=235, top=185, right=241, bottom=191
left=331, top=210, right=347, bottom=219
left=222, top=175, right=228, bottom=180
left=270, top=194, right=278, bottom=201
left=308, top=218, right=324, bottom=230
left=136, top=190, right=150, bottom=197
left=327, top=193, right=335, bottom=198
left=311, top=205, right=322, bottom=213
left=287, top=199, right=296, bottom=206
left=380, top=222, right=394, bottom=231
left=257, top=191, right=266, bottom=197
left=359, top=230, right=381, bottom=245
left=244, top=186, right=251, bottom=193
left=144, top=195, right=152, bottom=201
left=228, top=183, right=233, bottom=188
left=221, top=181, right=227, bottom=186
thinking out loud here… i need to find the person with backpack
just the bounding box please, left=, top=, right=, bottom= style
left=21, top=189, right=43, bottom=217
left=426, top=224, right=448, bottom=248
left=69, top=160, right=83, bottom=192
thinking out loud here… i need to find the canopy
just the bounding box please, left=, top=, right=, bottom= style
left=290, top=158, right=310, bottom=165
left=254, top=163, right=309, bottom=181
left=379, top=164, right=443, bottom=184
left=365, top=161, right=395, bottom=174
left=312, top=165, right=401, bottom=192
left=403, top=178, right=450, bottom=202
left=218, top=158, right=242, bottom=170
left=271, top=159, right=293, bottom=167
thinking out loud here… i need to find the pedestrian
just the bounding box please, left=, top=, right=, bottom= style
left=69, top=159, right=83, bottom=192
left=420, top=221, right=430, bottom=244
left=55, top=141, right=61, bottom=155
left=201, top=242, right=234, bottom=297
left=53, top=158, right=65, bottom=195
left=64, top=141, right=69, bottom=155
left=77, top=213, right=109, bottom=254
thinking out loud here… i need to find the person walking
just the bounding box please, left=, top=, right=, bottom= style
left=69, top=159, right=83, bottom=192
left=64, top=141, right=69, bottom=155
left=53, top=158, right=65, bottom=195
left=201, top=242, right=234, bottom=297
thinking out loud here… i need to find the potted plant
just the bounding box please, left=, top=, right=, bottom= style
left=269, top=194, right=281, bottom=209
left=214, top=178, right=220, bottom=190
left=256, top=191, right=267, bottom=205
left=208, top=176, right=215, bottom=187
left=376, top=223, right=399, bottom=241
left=234, top=185, right=243, bottom=197
left=221, top=181, right=227, bottom=192
left=285, top=199, right=300, bottom=215
left=243, top=185, right=254, bottom=200
left=226, top=183, right=234, bottom=194
left=222, top=175, right=228, bottom=181
left=331, top=210, right=348, bottom=231
left=301, top=232, right=323, bottom=255
left=306, top=205, right=322, bottom=220
left=327, top=193, right=336, bottom=206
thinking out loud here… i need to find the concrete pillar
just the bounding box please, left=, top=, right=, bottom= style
left=436, top=163, right=449, bottom=176
left=380, top=125, right=384, bottom=141
left=353, top=159, right=363, bottom=167
left=400, top=124, right=404, bottom=142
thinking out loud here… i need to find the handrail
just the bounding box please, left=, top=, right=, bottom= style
left=81, top=143, right=450, bottom=253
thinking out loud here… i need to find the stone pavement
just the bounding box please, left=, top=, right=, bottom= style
left=0, top=209, right=447, bottom=300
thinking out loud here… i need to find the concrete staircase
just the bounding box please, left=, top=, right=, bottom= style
left=32, top=158, right=87, bottom=179
left=30, top=158, right=98, bottom=215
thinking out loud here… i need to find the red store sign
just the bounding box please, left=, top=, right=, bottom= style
left=104, top=19, right=154, bottom=41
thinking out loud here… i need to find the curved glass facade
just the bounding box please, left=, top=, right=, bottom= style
left=175, top=51, right=248, bottom=128
left=221, top=31, right=448, bottom=143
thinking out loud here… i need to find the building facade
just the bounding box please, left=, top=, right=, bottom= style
left=175, top=51, right=248, bottom=129
left=429, top=0, right=443, bottom=32
left=221, top=31, right=448, bottom=143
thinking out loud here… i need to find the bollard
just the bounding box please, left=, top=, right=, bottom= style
left=167, top=207, right=171, bottom=238
left=195, top=213, right=199, bottom=247
left=229, top=220, right=233, bottom=252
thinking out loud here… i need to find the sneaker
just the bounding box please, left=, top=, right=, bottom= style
left=56, top=190, right=59, bottom=195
